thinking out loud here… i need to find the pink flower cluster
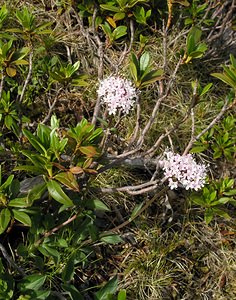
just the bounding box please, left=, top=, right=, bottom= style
left=97, top=76, right=137, bottom=115
left=160, top=151, right=207, bottom=191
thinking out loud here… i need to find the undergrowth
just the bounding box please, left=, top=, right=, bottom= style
left=0, top=0, right=235, bottom=299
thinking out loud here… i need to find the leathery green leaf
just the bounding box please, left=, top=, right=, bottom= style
left=12, top=209, right=31, bottom=226
left=47, top=180, right=74, bottom=206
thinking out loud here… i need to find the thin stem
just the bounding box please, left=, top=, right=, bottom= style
left=183, top=108, right=195, bottom=155
left=19, top=50, right=33, bottom=103
left=0, top=71, right=5, bottom=99
left=35, top=212, right=79, bottom=246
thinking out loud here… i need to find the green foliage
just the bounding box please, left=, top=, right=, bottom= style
left=211, top=54, right=236, bottom=90
left=191, top=178, right=236, bottom=224
left=7, top=7, right=52, bottom=40
left=129, top=51, right=163, bottom=88
left=183, top=27, right=207, bottom=63
left=0, top=167, right=33, bottom=234
left=184, top=0, right=214, bottom=26
left=133, top=6, right=152, bottom=25
left=95, top=276, right=118, bottom=300
left=191, top=115, right=236, bottom=161
left=0, top=39, right=29, bottom=77
left=100, top=22, right=127, bottom=47
left=50, top=60, right=88, bottom=87
left=0, top=1, right=234, bottom=299
left=0, top=4, right=8, bottom=30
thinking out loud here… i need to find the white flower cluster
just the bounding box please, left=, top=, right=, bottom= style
left=97, top=76, right=137, bottom=115
left=160, top=151, right=207, bottom=191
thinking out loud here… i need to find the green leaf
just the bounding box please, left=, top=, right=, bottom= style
left=41, top=244, right=60, bottom=260
left=200, top=83, right=213, bottom=96
left=18, top=274, right=46, bottom=291
left=140, top=52, right=150, bottom=72
left=95, top=276, right=118, bottom=300
left=113, top=25, right=127, bottom=40
left=129, top=61, right=138, bottom=83
left=28, top=289, right=51, bottom=299
left=224, top=189, right=236, bottom=196
left=54, top=172, right=80, bottom=191
left=101, top=22, right=112, bottom=37
left=62, top=283, right=83, bottom=300
left=47, top=180, right=74, bottom=206
left=129, top=202, right=143, bottom=221
left=212, top=207, right=231, bottom=220
left=130, top=53, right=140, bottom=78
left=86, top=199, right=110, bottom=211
left=230, top=54, right=236, bottom=68
left=204, top=208, right=214, bottom=224
left=100, top=4, right=120, bottom=12
left=118, top=289, right=126, bottom=300
left=139, top=69, right=163, bottom=87
left=100, top=234, right=123, bottom=244
left=0, top=208, right=11, bottom=234
left=191, top=195, right=205, bottom=206
left=14, top=165, right=45, bottom=175
left=27, top=182, right=47, bottom=203
left=211, top=197, right=232, bottom=205
left=62, top=254, right=75, bottom=282
left=12, top=209, right=31, bottom=226
left=114, top=12, right=125, bottom=21
left=23, top=129, right=47, bottom=155
left=190, top=145, right=208, bottom=153
left=211, top=72, right=236, bottom=89
left=8, top=197, right=29, bottom=208
left=37, top=124, right=51, bottom=147
left=79, top=145, right=98, bottom=157
left=0, top=174, right=14, bottom=191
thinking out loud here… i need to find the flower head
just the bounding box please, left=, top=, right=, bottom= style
left=97, top=76, right=137, bottom=115
left=160, top=151, right=207, bottom=191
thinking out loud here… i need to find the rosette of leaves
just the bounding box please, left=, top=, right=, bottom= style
left=100, top=0, right=148, bottom=23
left=191, top=178, right=236, bottom=224
left=129, top=51, right=163, bottom=88
left=6, top=7, right=52, bottom=40
left=182, top=27, right=207, bottom=63
left=0, top=39, right=29, bottom=77
left=49, top=60, right=88, bottom=87
left=14, top=116, right=103, bottom=208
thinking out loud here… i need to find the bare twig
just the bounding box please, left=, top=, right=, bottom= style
left=136, top=57, right=183, bottom=148
left=35, top=212, right=79, bottom=246
left=116, top=19, right=135, bottom=71
left=41, top=88, right=63, bottom=124
left=183, top=108, right=195, bottom=155
left=98, top=180, right=159, bottom=195
left=19, top=50, right=33, bottom=103
left=129, top=94, right=141, bottom=145
left=0, top=71, right=5, bottom=99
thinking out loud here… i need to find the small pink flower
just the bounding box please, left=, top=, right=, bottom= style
left=97, top=76, right=137, bottom=115
left=160, top=151, right=207, bottom=190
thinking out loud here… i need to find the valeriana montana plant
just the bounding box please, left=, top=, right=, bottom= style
left=160, top=151, right=207, bottom=191
left=97, top=75, right=138, bottom=115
